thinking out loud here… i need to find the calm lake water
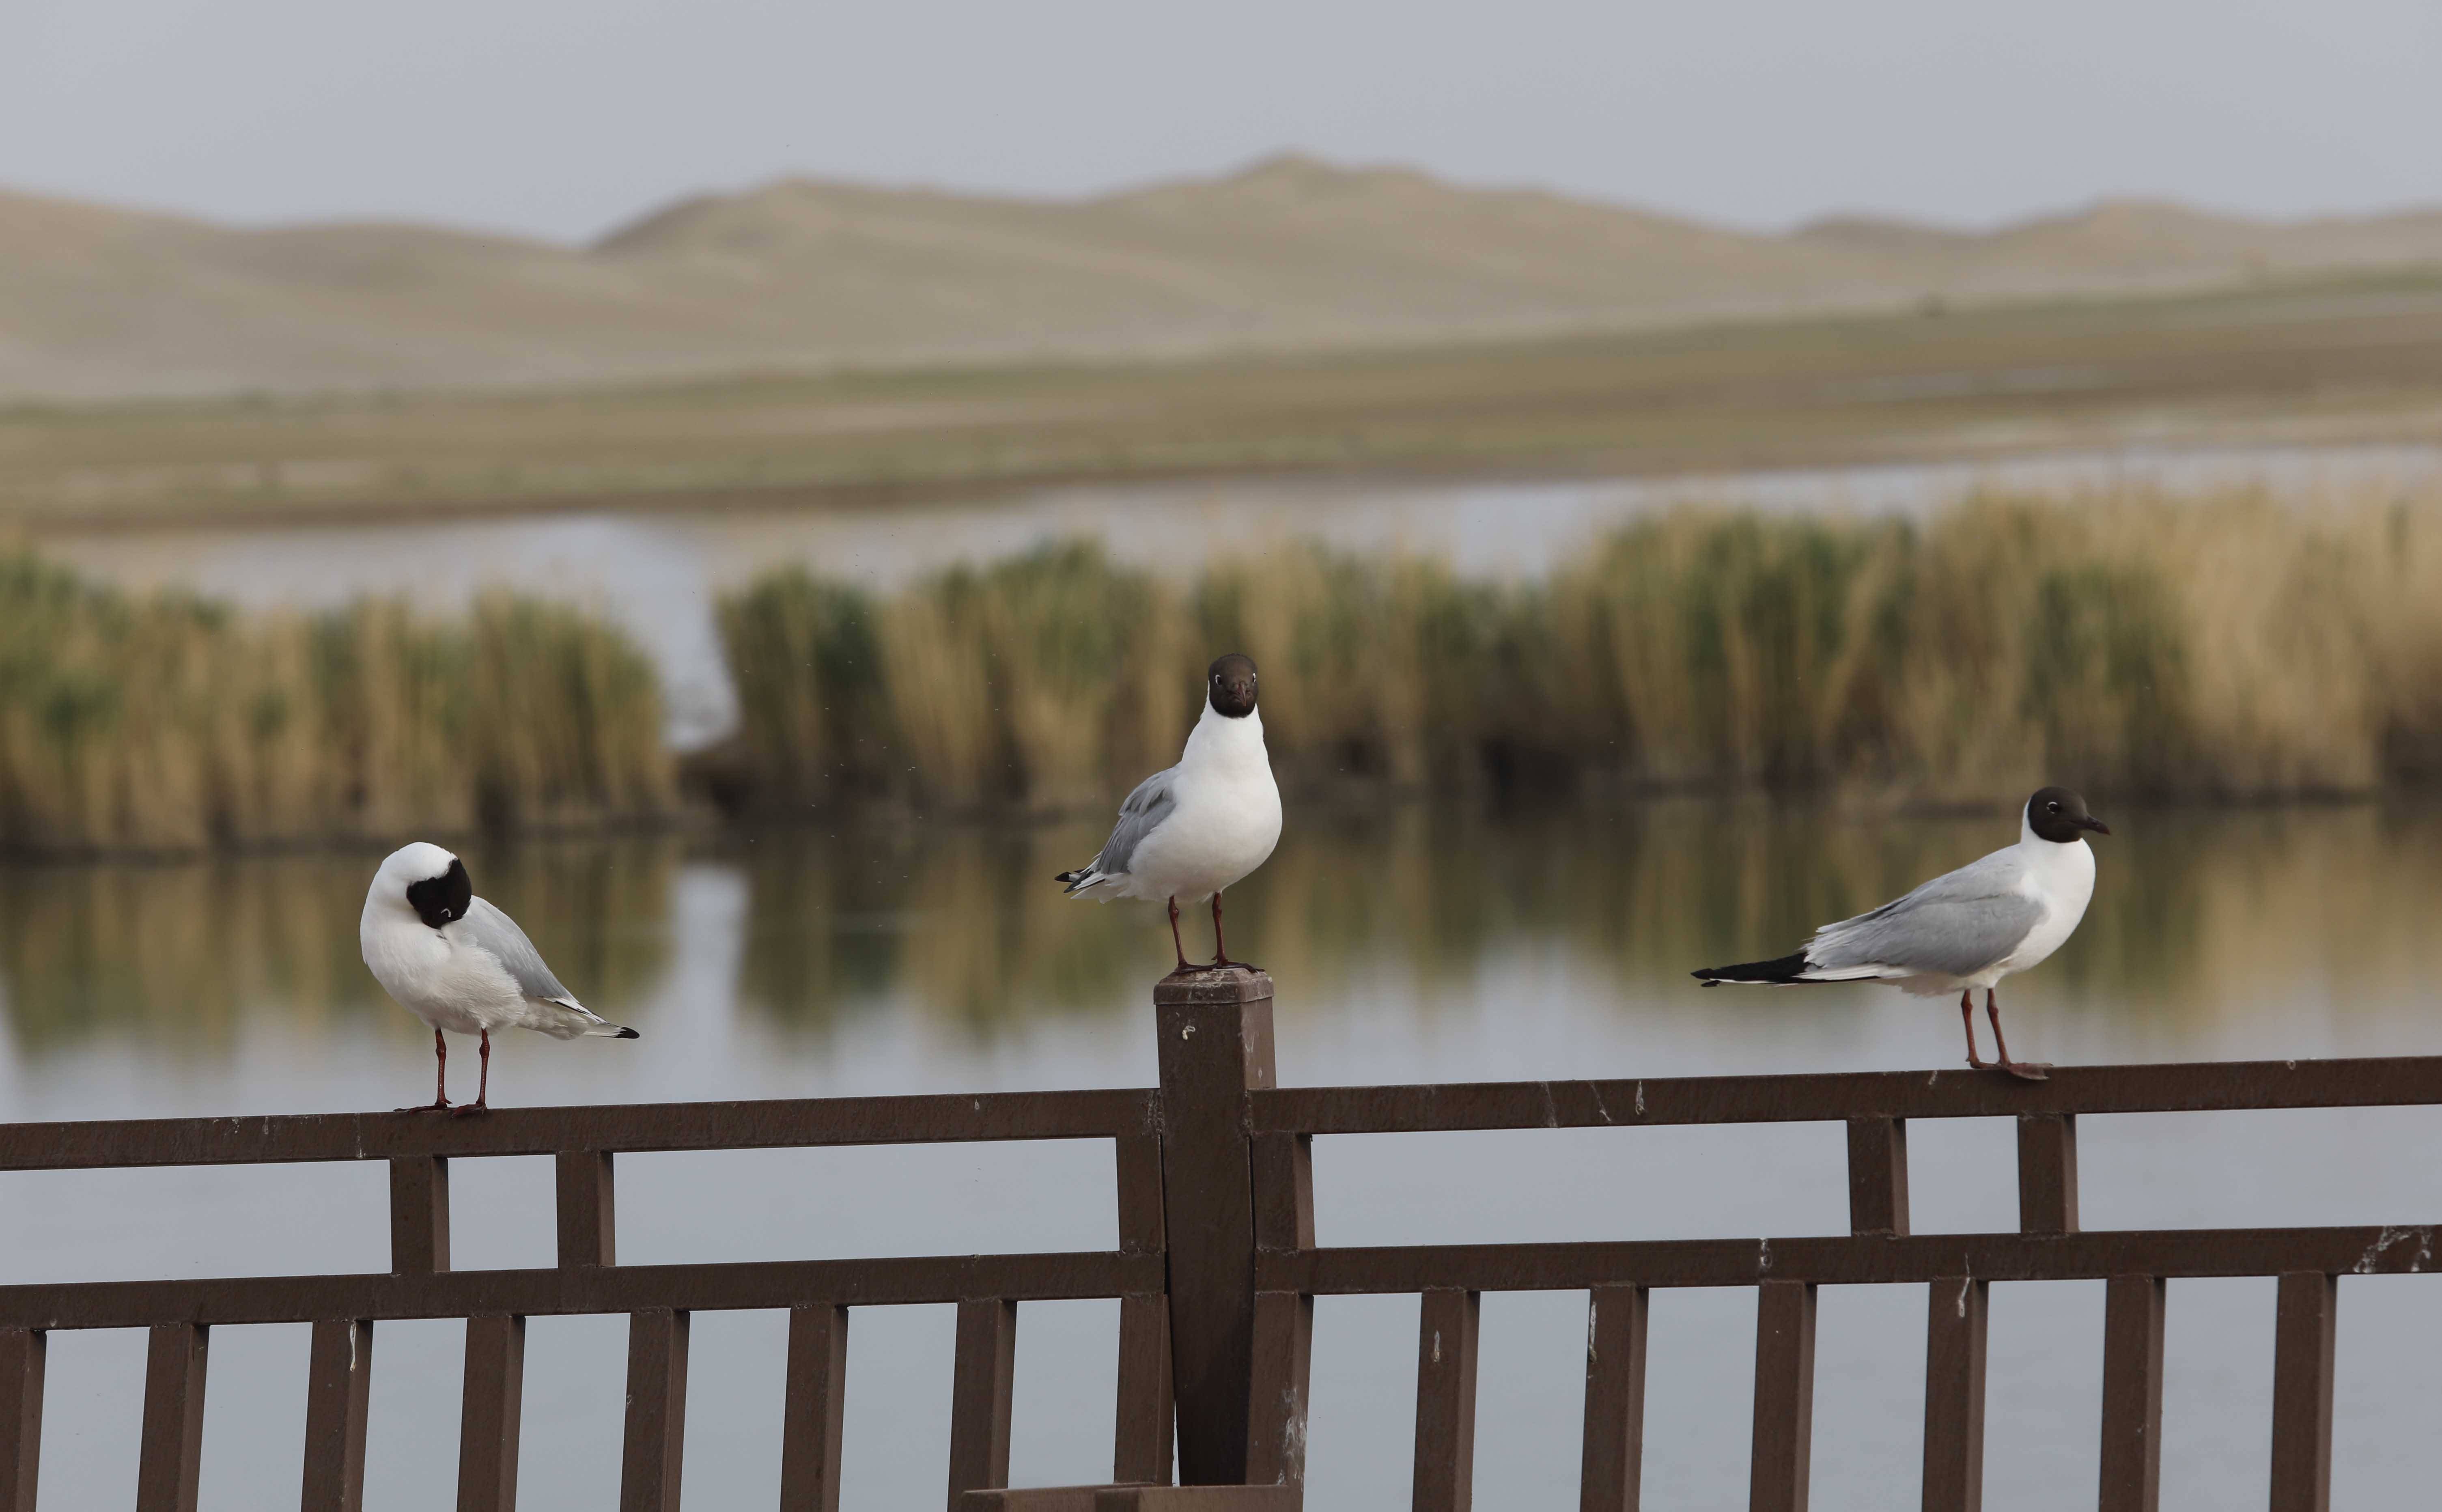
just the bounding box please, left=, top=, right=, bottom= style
left=5, top=797, right=2442, bottom=1510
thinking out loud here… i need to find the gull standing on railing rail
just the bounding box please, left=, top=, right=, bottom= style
left=361, top=842, right=638, bottom=1114
left=1055, top=653, right=1283, bottom=975
left=1692, top=787, right=2109, bottom=1080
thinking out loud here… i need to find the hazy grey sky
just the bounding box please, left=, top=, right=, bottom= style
left=6, top=0, right=2438, bottom=243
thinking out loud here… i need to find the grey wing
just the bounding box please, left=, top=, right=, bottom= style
left=1093, top=767, right=1178, bottom=877
left=454, top=898, right=581, bottom=1005
left=1805, top=849, right=2045, bottom=978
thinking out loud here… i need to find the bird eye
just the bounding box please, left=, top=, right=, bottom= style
left=2047, top=802, right=2060, bottom=812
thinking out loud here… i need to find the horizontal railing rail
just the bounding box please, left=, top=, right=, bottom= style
left=0, top=1252, right=1164, bottom=1333
left=0, top=1087, right=1159, bottom=1170
left=1259, top=1225, right=2439, bottom=1293
left=1249, top=1054, right=2442, bottom=1134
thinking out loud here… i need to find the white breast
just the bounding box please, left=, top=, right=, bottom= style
left=1126, top=706, right=1282, bottom=902
left=1996, top=836, right=2096, bottom=978
left=361, top=907, right=524, bottom=1035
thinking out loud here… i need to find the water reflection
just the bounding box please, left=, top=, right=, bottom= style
left=6, top=800, right=2442, bottom=1510
left=7, top=799, right=2441, bottom=1062
left=0, top=843, right=672, bottom=1054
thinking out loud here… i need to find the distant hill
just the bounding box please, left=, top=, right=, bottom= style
left=6, top=154, right=2442, bottom=399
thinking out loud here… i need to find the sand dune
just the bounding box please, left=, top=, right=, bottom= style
left=6, top=154, right=2441, bottom=399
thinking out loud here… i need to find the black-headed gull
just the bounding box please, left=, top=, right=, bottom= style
left=1693, top=786, right=2110, bottom=1079
left=1055, top=654, right=1283, bottom=975
left=361, top=842, right=637, bottom=1113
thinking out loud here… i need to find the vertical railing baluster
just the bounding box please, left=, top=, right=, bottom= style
left=620, top=1308, right=690, bottom=1512
left=390, top=1155, right=452, bottom=1274
left=1412, top=1288, right=1482, bottom=1512
left=780, top=1305, right=850, bottom=1512
left=1153, top=969, right=1277, bottom=1484
left=2016, top=1115, right=2079, bottom=1236
left=2097, top=1275, right=2165, bottom=1512
left=1845, top=1118, right=1910, bottom=1236
left=2268, top=1273, right=2337, bottom=1512
left=1921, top=1278, right=1988, bottom=1512
left=0, top=1328, right=44, bottom=1512
left=1113, top=1132, right=1174, bottom=1486
left=1246, top=1290, right=1313, bottom=1491
left=458, top=1314, right=527, bottom=1512
left=301, top=1318, right=374, bottom=1512
left=1113, top=1295, right=1173, bottom=1488
left=136, top=1322, right=209, bottom=1512
left=555, top=1150, right=616, bottom=1268
left=945, top=1298, right=1017, bottom=1510
left=1749, top=1281, right=1816, bottom=1512
left=1247, top=1129, right=1315, bottom=1489
left=1579, top=1284, right=1649, bottom=1512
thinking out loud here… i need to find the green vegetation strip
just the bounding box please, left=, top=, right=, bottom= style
left=716, top=491, right=2442, bottom=814
left=0, top=557, right=670, bottom=853
left=10, top=487, right=2442, bottom=853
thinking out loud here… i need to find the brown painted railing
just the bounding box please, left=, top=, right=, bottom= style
left=1246, top=1050, right=2442, bottom=1512
left=2, top=969, right=2437, bottom=1512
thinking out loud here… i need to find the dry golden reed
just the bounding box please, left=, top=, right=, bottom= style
left=0, top=555, right=671, bottom=853
left=717, top=490, right=2442, bottom=810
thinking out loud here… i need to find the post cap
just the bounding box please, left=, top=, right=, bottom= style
left=1152, top=966, right=1275, bottom=1006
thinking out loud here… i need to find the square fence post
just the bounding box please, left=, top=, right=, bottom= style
left=1153, top=968, right=1278, bottom=1485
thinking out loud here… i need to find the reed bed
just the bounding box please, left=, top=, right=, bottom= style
left=10, top=486, right=2442, bottom=854
left=715, top=489, right=2442, bottom=810
left=0, top=555, right=672, bottom=853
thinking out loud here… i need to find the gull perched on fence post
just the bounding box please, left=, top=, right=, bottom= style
left=361, top=842, right=638, bottom=1114
left=1692, top=787, right=2110, bottom=1080
left=1055, top=653, right=1284, bottom=975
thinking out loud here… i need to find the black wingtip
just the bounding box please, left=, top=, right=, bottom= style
left=617, top=1027, right=640, bottom=1039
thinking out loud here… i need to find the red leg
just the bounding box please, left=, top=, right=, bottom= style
left=1986, top=990, right=2047, bottom=1080
left=1165, top=896, right=1191, bottom=975
left=454, top=1030, right=492, bottom=1116
left=1208, top=891, right=1259, bottom=971
left=399, top=1029, right=452, bottom=1112
left=1957, top=990, right=1989, bottom=1069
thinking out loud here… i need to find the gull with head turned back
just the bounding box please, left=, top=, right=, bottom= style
left=1692, top=787, right=2110, bottom=1080
left=1055, top=654, right=1284, bottom=975
left=360, top=842, right=638, bottom=1113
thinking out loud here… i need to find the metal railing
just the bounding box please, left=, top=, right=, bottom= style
left=2, top=968, right=2438, bottom=1512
